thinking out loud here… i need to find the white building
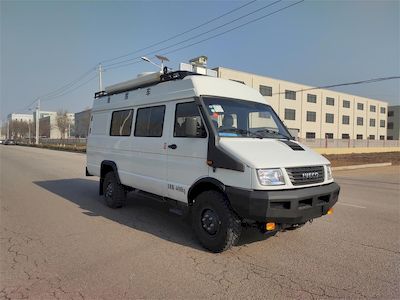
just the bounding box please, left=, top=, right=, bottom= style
left=7, top=113, right=34, bottom=123
left=33, top=111, right=75, bottom=138
left=214, top=67, right=388, bottom=140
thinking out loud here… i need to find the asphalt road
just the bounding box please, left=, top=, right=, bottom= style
left=1, top=146, right=399, bottom=299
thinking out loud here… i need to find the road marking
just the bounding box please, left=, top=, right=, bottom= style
left=337, top=202, right=366, bottom=209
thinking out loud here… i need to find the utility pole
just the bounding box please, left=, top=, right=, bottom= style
left=7, top=120, right=9, bottom=139
left=98, top=64, right=103, bottom=91
left=35, top=99, right=40, bottom=145
left=28, top=120, right=31, bottom=144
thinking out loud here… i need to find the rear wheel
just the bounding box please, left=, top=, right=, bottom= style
left=192, top=190, right=241, bottom=253
left=103, top=172, right=127, bottom=208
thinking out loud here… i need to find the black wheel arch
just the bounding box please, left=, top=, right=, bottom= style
left=99, top=160, right=121, bottom=195
left=188, top=177, right=226, bottom=205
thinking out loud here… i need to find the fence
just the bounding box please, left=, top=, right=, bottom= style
left=298, top=138, right=400, bottom=148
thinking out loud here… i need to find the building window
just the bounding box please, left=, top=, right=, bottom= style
left=342, top=134, right=350, bottom=139
left=325, top=113, right=334, bottom=123
left=306, top=132, right=315, bottom=139
left=380, top=107, right=386, bottom=114
left=174, top=102, right=206, bottom=138
left=357, top=134, right=363, bottom=140
left=342, top=115, right=350, bottom=125
left=388, top=122, right=394, bottom=129
left=307, top=94, right=317, bottom=103
left=306, top=111, right=316, bottom=122
left=343, top=100, right=350, bottom=108
left=370, top=105, right=376, bottom=112
left=369, top=135, right=375, bottom=140
left=284, top=109, right=296, bottom=120
left=380, top=135, right=385, bottom=140
left=134, top=105, right=166, bottom=137
left=325, top=133, right=334, bottom=139
left=387, top=136, right=393, bottom=140
left=369, top=118, right=376, bottom=127
left=357, top=103, right=364, bottom=110
left=357, top=117, right=363, bottom=126
left=388, top=110, right=394, bottom=117
left=285, top=90, right=296, bottom=100
left=259, top=85, right=272, bottom=96
left=110, top=109, right=133, bottom=136
left=326, top=97, right=335, bottom=106
left=380, top=120, right=385, bottom=128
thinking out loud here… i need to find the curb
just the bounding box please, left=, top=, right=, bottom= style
left=333, top=162, right=392, bottom=171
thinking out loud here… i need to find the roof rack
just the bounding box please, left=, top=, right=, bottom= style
left=94, top=70, right=202, bottom=99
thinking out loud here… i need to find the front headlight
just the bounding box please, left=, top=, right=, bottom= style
left=257, top=168, right=285, bottom=186
left=326, top=165, right=333, bottom=180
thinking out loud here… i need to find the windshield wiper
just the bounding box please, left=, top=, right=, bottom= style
left=219, top=128, right=264, bottom=139
left=254, top=129, right=291, bottom=140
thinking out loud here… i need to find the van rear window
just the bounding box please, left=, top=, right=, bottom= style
left=110, top=109, right=133, bottom=136
left=134, top=106, right=165, bottom=137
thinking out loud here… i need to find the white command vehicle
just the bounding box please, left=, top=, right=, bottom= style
left=86, top=70, right=340, bottom=252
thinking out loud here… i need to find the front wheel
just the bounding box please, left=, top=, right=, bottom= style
left=192, top=190, right=241, bottom=253
left=103, top=172, right=127, bottom=208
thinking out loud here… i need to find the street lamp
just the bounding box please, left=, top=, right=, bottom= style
left=141, top=55, right=170, bottom=71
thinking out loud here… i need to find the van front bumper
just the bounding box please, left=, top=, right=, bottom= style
left=226, top=182, right=340, bottom=224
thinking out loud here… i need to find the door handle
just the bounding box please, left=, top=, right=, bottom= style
left=168, top=144, right=177, bottom=149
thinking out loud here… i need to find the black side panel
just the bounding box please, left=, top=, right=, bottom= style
left=196, top=97, right=245, bottom=172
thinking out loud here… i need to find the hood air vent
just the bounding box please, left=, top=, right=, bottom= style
left=280, top=140, right=305, bottom=151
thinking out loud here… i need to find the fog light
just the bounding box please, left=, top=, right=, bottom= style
left=266, top=222, right=276, bottom=231
left=327, top=208, right=333, bottom=215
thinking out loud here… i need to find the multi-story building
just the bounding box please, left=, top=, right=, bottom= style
left=214, top=67, right=388, bottom=140
left=387, top=106, right=400, bottom=140
left=7, top=113, right=34, bottom=123
left=33, top=111, right=75, bottom=138
left=74, top=109, right=91, bottom=138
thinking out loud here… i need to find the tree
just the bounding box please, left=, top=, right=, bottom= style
left=56, top=110, right=71, bottom=139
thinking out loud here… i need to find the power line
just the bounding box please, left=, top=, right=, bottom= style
left=39, top=66, right=97, bottom=101
left=163, top=0, right=304, bottom=57
left=272, top=76, right=400, bottom=95
left=103, top=0, right=283, bottom=69
left=41, top=74, right=98, bottom=102
left=100, top=0, right=258, bottom=65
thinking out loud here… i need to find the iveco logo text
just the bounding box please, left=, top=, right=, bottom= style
left=302, top=172, right=319, bottom=179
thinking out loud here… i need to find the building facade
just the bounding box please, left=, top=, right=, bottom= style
left=7, top=113, right=34, bottom=123
left=74, top=109, right=91, bottom=138
left=387, top=106, right=400, bottom=140
left=214, top=67, right=388, bottom=140
left=33, top=111, right=75, bottom=138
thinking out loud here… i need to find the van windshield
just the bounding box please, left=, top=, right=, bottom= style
left=202, top=97, right=292, bottom=139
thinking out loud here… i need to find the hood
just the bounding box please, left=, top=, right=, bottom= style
left=219, top=138, right=330, bottom=168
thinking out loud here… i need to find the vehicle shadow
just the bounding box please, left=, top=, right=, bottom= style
left=34, top=178, right=270, bottom=251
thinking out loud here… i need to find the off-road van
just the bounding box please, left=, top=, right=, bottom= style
left=86, top=70, right=340, bottom=252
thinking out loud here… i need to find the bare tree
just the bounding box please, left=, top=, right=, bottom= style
left=56, top=110, right=71, bottom=139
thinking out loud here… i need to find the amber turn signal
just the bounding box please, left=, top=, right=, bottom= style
left=327, top=208, right=333, bottom=215
left=266, top=222, right=276, bottom=231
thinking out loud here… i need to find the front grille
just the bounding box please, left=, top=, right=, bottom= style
left=286, top=166, right=325, bottom=186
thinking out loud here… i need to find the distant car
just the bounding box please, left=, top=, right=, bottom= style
left=0, top=140, right=4, bottom=144
left=4, top=139, right=16, bottom=145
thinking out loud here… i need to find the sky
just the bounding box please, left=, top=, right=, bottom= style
left=1, top=0, right=399, bottom=121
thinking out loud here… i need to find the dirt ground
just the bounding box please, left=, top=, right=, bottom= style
left=324, top=151, right=400, bottom=167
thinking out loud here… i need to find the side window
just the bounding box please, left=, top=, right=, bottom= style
left=174, top=102, right=206, bottom=138
left=110, top=109, right=133, bottom=136
left=134, top=105, right=165, bottom=137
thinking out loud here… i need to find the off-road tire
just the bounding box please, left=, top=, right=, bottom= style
left=103, top=172, right=127, bottom=208
left=192, top=190, right=241, bottom=253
